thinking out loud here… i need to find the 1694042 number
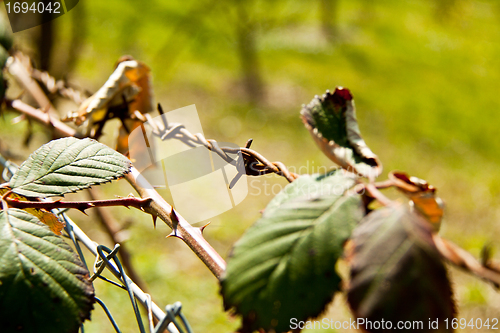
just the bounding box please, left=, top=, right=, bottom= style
left=444, top=318, right=498, bottom=330
left=5, top=1, right=61, bottom=14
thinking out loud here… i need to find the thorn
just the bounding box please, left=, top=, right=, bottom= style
left=151, top=215, right=157, bottom=229
left=169, top=206, right=179, bottom=220
left=157, top=103, right=165, bottom=115
left=199, top=221, right=211, bottom=235
left=166, top=230, right=182, bottom=239
left=245, top=138, right=253, bottom=149
left=158, top=103, right=168, bottom=129
left=169, top=207, right=179, bottom=233
left=144, top=197, right=154, bottom=204
left=78, top=208, right=88, bottom=215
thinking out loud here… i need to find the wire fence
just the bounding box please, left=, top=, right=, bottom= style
left=0, top=153, right=194, bottom=333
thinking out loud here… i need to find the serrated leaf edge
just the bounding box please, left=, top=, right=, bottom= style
left=10, top=137, right=131, bottom=198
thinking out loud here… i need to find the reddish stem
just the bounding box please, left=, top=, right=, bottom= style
left=5, top=194, right=153, bottom=213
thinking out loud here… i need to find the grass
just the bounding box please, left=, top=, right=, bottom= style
left=3, top=0, right=500, bottom=331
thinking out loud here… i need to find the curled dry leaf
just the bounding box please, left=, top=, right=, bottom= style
left=62, top=56, right=153, bottom=154
left=389, top=171, right=444, bottom=231
left=301, top=87, right=382, bottom=180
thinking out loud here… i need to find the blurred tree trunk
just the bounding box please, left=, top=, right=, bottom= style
left=235, top=2, right=264, bottom=106
left=66, top=0, right=86, bottom=76
left=319, top=0, right=339, bottom=43
left=52, top=2, right=87, bottom=79
left=37, top=3, right=86, bottom=79
left=37, top=13, right=53, bottom=71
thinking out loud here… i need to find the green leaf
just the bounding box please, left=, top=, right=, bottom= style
left=263, top=170, right=356, bottom=216
left=301, top=87, right=382, bottom=179
left=10, top=137, right=131, bottom=197
left=347, top=204, right=455, bottom=332
left=221, top=170, right=365, bottom=333
left=0, top=209, right=95, bottom=333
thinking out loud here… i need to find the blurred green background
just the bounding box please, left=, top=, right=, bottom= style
left=2, top=0, right=500, bottom=332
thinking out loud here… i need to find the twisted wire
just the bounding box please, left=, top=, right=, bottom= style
left=133, top=108, right=298, bottom=184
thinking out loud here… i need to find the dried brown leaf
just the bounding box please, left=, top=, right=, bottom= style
left=62, top=57, right=153, bottom=138
left=389, top=171, right=444, bottom=230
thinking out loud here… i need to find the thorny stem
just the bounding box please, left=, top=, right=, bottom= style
left=125, top=168, right=226, bottom=278
left=4, top=193, right=153, bottom=213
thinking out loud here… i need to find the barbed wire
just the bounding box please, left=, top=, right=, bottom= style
left=0, top=154, right=193, bottom=333
left=23, top=62, right=298, bottom=185
left=131, top=106, right=299, bottom=186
